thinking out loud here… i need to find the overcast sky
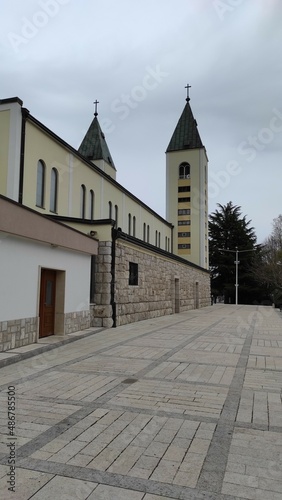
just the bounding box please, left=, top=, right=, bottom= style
left=1, top=0, right=281, bottom=243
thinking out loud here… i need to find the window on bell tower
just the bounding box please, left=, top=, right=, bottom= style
left=179, top=162, right=190, bottom=179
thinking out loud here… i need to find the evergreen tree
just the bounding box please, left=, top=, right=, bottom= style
left=209, top=202, right=262, bottom=304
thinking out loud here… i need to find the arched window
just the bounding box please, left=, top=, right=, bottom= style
left=50, top=168, right=58, bottom=213
left=133, top=216, right=136, bottom=237
left=36, top=160, right=45, bottom=207
left=109, top=201, right=112, bottom=219
left=128, top=213, right=131, bottom=235
left=143, top=223, right=146, bottom=241
left=147, top=225, right=150, bottom=243
left=89, top=190, right=94, bottom=220
left=115, top=205, right=118, bottom=227
left=179, top=162, right=190, bottom=179
left=80, top=184, right=86, bottom=218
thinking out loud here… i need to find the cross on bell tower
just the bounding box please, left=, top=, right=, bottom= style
left=185, top=84, right=191, bottom=102
left=94, top=99, right=99, bottom=117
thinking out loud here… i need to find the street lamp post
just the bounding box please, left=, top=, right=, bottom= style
left=235, top=247, right=239, bottom=306
left=219, top=247, right=256, bottom=305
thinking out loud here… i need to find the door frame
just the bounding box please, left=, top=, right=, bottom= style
left=37, top=267, right=65, bottom=340
left=194, top=281, right=199, bottom=309
left=174, top=276, right=180, bottom=313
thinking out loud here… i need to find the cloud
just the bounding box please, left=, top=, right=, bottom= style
left=1, top=0, right=281, bottom=243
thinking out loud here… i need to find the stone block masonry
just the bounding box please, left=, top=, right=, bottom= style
left=91, top=241, right=114, bottom=328
left=0, top=316, right=37, bottom=351
left=64, top=310, right=90, bottom=334
left=112, top=236, right=210, bottom=327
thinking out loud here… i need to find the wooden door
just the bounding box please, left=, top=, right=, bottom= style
left=39, top=269, right=56, bottom=338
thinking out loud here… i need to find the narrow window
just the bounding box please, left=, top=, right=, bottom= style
left=178, top=209, right=191, bottom=215
left=147, top=225, right=150, bottom=243
left=178, top=220, right=191, bottom=226
left=158, top=232, right=161, bottom=248
left=36, top=160, right=45, bottom=207
left=128, top=213, right=131, bottom=235
left=133, top=216, right=136, bottom=237
left=165, top=236, right=168, bottom=251
left=80, top=184, right=86, bottom=218
left=178, top=197, right=191, bottom=203
left=155, top=230, right=158, bottom=246
left=178, top=243, right=191, bottom=249
left=109, top=201, right=112, bottom=219
left=129, top=262, right=138, bottom=286
left=178, top=232, right=191, bottom=237
left=178, top=186, right=191, bottom=192
left=143, top=223, right=146, bottom=241
left=115, top=205, right=118, bottom=226
left=50, top=168, right=58, bottom=213
left=89, top=190, right=94, bottom=220
left=168, top=238, right=170, bottom=252
left=179, top=162, right=190, bottom=179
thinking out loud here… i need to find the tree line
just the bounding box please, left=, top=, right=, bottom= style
left=209, top=202, right=282, bottom=306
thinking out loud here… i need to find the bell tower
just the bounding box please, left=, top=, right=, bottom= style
left=78, top=100, right=117, bottom=180
left=166, top=86, right=208, bottom=269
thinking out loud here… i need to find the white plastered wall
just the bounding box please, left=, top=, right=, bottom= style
left=0, top=234, right=91, bottom=321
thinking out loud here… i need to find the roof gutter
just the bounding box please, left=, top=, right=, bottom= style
left=19, top=108, right=29, bottom=204
left=111, top=226, right=117, bottom=327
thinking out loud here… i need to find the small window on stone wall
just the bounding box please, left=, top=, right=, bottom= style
left=129, top=262, right=138, bottom=286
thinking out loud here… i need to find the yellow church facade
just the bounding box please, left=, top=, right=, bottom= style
left=0, top=97, right=173, bottom=248
left=0, top=94, right=210, bottom=351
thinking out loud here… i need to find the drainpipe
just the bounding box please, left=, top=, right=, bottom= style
left=111, top=226, right=117, bottom=327
left=18, top=108, right=29, bottom=204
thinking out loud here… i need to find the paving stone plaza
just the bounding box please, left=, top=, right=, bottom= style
left=0, top=304, right=282, bottom=499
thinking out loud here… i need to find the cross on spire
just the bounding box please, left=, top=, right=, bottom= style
left=94, top=99, right=99, bottom=117
left=185, top=84, right=191, bottom=102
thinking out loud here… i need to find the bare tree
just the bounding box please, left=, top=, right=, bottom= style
left=253, top=215, right=282, bottom=305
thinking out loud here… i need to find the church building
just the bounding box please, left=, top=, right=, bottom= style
left=0, top=91, right=210, bottom=352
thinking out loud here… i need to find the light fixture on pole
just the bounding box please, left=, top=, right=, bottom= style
left=218, top=247, right=256, bottom=305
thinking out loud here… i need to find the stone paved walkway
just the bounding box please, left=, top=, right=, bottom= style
left=0, top=305, right=282, bottom=499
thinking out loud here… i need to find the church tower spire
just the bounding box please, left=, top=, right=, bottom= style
left=78, top=101, right=116, bottom=179
left=166, top=88, right=209, bottom=269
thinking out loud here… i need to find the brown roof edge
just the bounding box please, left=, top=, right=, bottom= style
left=0, top=195, right=98, bottom=255
left=0, top=97, right=23, bottom=106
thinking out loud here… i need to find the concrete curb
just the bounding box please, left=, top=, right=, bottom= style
left=0, top=327, right=105, bottom=369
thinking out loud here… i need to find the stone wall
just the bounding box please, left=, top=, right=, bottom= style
left=114, top=238, right=210, bottom=327
left=0, top=317, right=37, bottom=351
left=91, top=241, right=113, bottom=328
left=0, top=310, right=92, bottom=352
left=64, top=310, right=91, bottom=334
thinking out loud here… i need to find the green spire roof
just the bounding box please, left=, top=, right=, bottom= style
left=78, top=115, right=116, bottom=169
left=166, top=100, right=203, bottom=152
